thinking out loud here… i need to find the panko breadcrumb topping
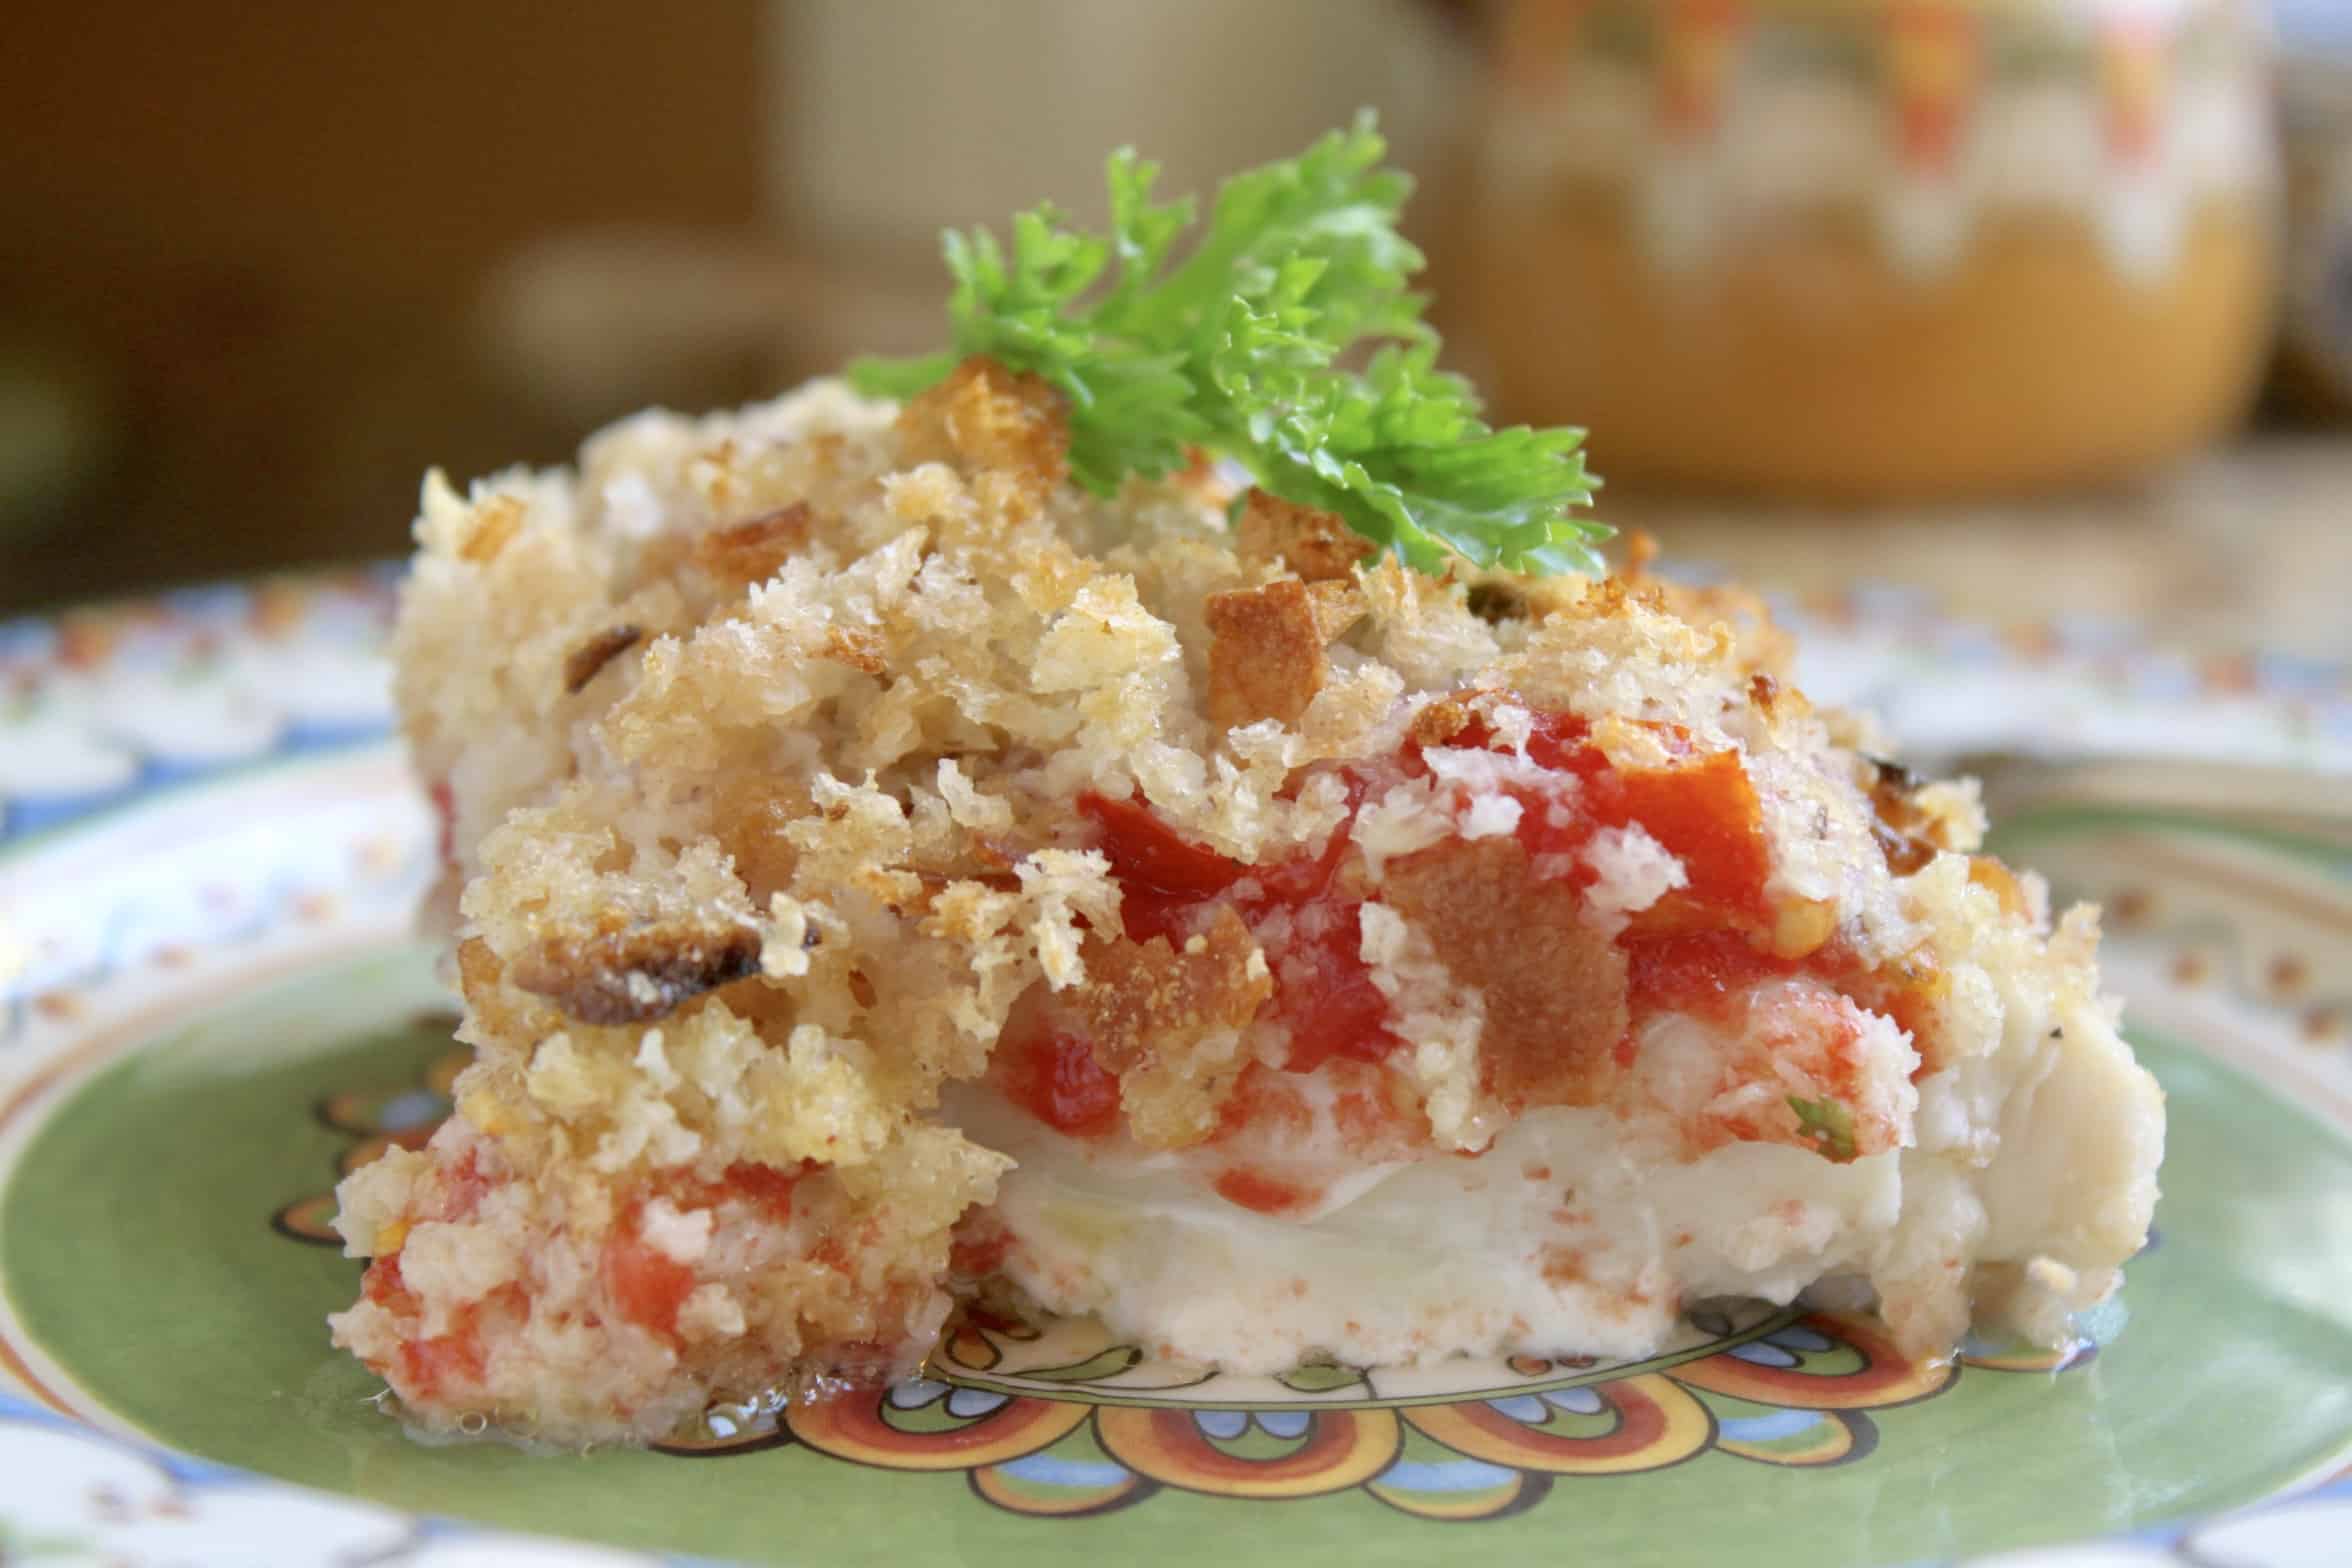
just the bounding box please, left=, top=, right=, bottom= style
left=333, top=360, right=2161, bottom=1446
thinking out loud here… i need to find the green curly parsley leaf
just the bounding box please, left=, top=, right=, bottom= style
left=850, top=113, right=1606, bottom=577
left=1788, top=1096, right=1859, bottom=1163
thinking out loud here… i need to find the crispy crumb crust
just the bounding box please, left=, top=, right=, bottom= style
left=1075, top=907, right=1273, bottom=1148
left=338, top=356, right=2157, bottom=1445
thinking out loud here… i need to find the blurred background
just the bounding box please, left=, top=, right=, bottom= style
left=3, top=0, right=2348, bottom=658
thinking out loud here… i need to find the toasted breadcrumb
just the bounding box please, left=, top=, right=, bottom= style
left=1383, top=837, right=1629, bottom=1110
left=1205, top=578, right=1351, bottom=728
left=1233, top=486, right=1377, bottom=582
left=1076, top=907, right=1273, bottom=1148
left=693, top=502, right=812, bottom=587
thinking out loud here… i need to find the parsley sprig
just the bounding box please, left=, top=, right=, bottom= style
left=851, top=114, right=1606, bottom=577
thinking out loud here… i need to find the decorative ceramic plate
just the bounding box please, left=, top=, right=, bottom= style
left=2, top=574, right=2347, bottom=1567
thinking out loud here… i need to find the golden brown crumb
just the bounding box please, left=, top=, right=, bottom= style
left=1969, top=856, right=2031, bottom=920
left=458, top=495, right=524, bottom=564
left=508, top=917, right=765, bottom=1026
left=453, top=938, right=551, bottom=1045
left=1232, top=488, right=1373, bottom=582
left=1305, top=579, right=1367, bottom=642
left=693, top=502, right=812, bottom=586
left=1577, top=574, right=1668, bottom=620
left=1865, top=756, right=1944, bottom=875
left=817, top=626, right=888, bottom=677
left=706, top=776, right=809, bottom=897
left=1408, top=695, right=1478, bottom=748
left=1073, top=906, right=1272, bottom=1148
left=895, top=356, right=1069, bottom=494
left=1608, top=531, right=1795, bottom=677
left=562, top=624, right=645, bottom=695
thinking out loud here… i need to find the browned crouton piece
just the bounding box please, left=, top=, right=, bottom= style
left=896, top=356, right=1069, bottom=492
left=1232, top=488, right=1373, bottom=582
left=1203, top=578, right=1366, bottom=729
left=1381, top=837, right=1629, bottom=1110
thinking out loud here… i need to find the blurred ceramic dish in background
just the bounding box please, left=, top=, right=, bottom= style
left=1450, top=0, right=2279, bottom=501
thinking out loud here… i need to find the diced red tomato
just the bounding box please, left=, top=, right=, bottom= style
left=1514, top=709, right=1603, bottom=774
left=1625, top=929, right=1800, bottom=1022
left=1002, top=1028, right=1124, bottom=1137
left=396, top=1323, right=485, bottom=1398
left=1212, top=1167, right=1317, bottom=1215
left=1589, top=751, right=1771, bottom=918
left=602, top=1204, right=698, bottom=1342
left=434, top=1148, right=491, bottom=1222
left=717, top=1160, right=807, bottom=1221
left=362, top=1249, right=411, bottom=1309
left=1261, top=905, right=1399, bottom=1073
left=948, top=1224, right=1012, bottom=1278
left=1439, top=710, right=1770, bottom=918
left=1077, top=784, right=1396, bottom=1081
left=1111, top=885, right=1207, bottom=947
left=1250, top=775, right=1369, bottom=904
left=1078, top=792, right=1244, bottom=902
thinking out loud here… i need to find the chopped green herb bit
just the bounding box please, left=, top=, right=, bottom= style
left=1788, top=1095, right=1859, bottom=1163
